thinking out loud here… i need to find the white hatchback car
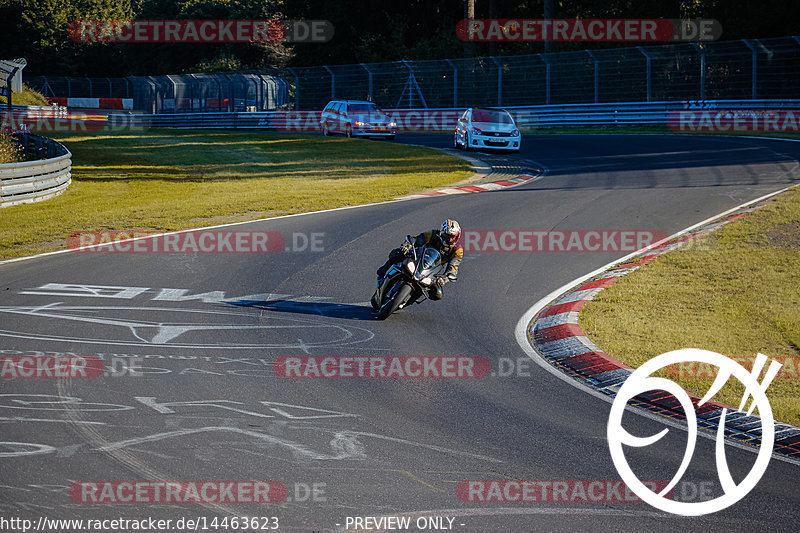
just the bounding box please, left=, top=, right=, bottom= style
left=454, top=108, right=521, bottom=152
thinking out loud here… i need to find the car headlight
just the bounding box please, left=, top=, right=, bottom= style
left=471, top=127, right=482, bottom=135
left=354, top=121, right=367, bottom=126
left=512, top=129, right=520, bottom=136
left=420, top=277, right=433, bottom=286
left=389, top=121, right=397, bottom=127
left=406, top=261, right=415, bottom=273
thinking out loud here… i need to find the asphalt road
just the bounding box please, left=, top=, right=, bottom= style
left=1, top=133, right=799, bottom=532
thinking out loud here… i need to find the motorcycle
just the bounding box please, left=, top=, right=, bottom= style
left=372, top=235, right=456, bottom=320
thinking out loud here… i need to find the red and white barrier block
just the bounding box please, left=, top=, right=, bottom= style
left=48, top=97, right=133, bottom=110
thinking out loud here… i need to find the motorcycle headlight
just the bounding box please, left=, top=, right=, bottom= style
left=406, top=261, right=416, bottom=273
left=420, top=277, right=433, bottom=286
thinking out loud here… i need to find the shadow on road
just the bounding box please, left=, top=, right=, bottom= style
left=226, top=298, right=376, bottom=321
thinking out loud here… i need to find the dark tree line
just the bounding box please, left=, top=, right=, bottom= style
left=1, top=0, right=798, bottom=76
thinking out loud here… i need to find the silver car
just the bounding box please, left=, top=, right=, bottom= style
left=320, top=100, right=397, bottom=139
left=454, top=108, right=521, bottom=152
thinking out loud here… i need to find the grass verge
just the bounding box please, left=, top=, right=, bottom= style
left=0, top=129, right=471, bottom=259
left=580, top=186, right=800, bottom=426
left=0, top=84, right=51, bottom=106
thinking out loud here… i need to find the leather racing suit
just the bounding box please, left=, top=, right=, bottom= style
left=376, top=229, right=463, bottom=301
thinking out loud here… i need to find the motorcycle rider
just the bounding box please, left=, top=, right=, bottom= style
left=371, top=219, right=463, bottom=310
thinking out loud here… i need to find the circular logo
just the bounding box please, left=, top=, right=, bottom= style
left=607, top=348, right=776, bottom=516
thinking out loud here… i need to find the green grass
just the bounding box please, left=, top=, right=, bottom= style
left=0, top=84, right=50, bottom=106
left=0, top=129, right=471, bottom=259
left=580, top=186, right=800, bottom=426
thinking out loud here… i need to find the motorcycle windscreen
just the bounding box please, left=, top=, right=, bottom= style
left=420, top=248, right=441, bottom=272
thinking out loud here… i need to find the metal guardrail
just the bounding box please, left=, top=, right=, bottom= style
left=0, top=133, right=72, bottom=208
left=506, top=99, right=800, bottom=127
left=123, top=99, right=800, bottom=132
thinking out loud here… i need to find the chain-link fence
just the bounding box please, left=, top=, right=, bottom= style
left=26, top=36, right=800, bottom=112
left=288, top=36, right=800, bottom=110
left=27, top=73, right=290, bottom=113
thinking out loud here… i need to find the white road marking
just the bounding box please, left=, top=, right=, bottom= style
left=95, top=426, right=365, bottom=460
left=0, top=442, right=56, bottom=458
left=0, top=416, right=106, bottom=425
left=514, top=185, right=800, bottom=467
left=0, top=305, right=375, bottom=349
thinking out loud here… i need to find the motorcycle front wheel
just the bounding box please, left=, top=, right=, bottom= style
left=376, top=283, right=413, bottom=320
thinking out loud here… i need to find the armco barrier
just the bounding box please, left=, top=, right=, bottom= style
left=0, top=133, right=71, bottom=207
left=127, top=99, right=800, bottom=132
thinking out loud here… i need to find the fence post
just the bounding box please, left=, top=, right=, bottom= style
left=4, top=66, right=18, bottom=110
left=86, top=77, right=93, bottom=98
left=41, top=75, right=54, bottom=97
left=166, top=75, right=177, bottom=110
left=742, top=39, right=757, bottom=99
left=586, top=50, right=599, bottom=103
left=212, top=75, right=222, bottom=113
left=322, top=65, right=335, bottom=100
left=538, top=53, right=550, bottom=105
left=286, top=67, right=299, bottom=109
left=636, top=46, right=651, bottom=102
left=188, top=73, right=197, bottom=111
left=691, top=43, right=706, bottom=100
left=489, top=56, right=502, bottom=106
left=360, top=63, right=373, bottom=101
left=445, top=59, right=457, bottom=107
left=398, top=60, right=428, bottom=109
left=144, top=76, right=157, bottom=114
left=254, top=73, right=266, bottom=110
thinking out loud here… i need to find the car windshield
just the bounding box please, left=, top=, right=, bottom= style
left=348, top=103, right=381, bottom=113
left=472, top=109, right=513, bottom=124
